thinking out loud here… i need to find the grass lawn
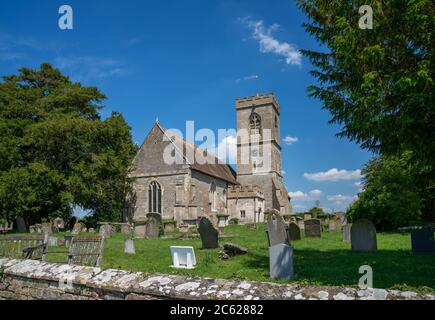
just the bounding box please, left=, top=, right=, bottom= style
left=42, top=224, right=435, bottom=293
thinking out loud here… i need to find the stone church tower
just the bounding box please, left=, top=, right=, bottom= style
left=235, top=93, right=292, bottom=215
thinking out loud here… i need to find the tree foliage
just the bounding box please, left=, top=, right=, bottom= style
left=0, top=63, right=137, bottom=226
left=298, top=0, right=434, bottom=220
left=347, top=152, right=422, bottom=230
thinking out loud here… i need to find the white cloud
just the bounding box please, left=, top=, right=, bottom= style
left=236, top=74, right=259, bottom=83
left=282, top=170, right=286, bottom=175
left=54, top=56, right=128, bottom=82
left=327, top=194, right=358, bottom=202
left=282, top=135, right=299, bottom=146
left=242, top=18, right=302, bottom=66
left=354, top=181, right=363, bottom=187
left=293, top=204, right=308, bottom=212
left=289, top=189, right=323, bottom=201
left=288, top=191, right=309, bottom=200
left=304, top=168, right=362, bottom=182
left=308, top=189, right=323, bottom=199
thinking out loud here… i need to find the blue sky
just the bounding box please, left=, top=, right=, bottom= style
left=0, top=0, right=372, bottom=213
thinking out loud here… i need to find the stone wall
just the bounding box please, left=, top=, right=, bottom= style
left=0, top=259, right=433, bottom=300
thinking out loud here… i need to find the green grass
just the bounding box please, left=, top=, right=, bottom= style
left=43, top=224, right=435, bottom=292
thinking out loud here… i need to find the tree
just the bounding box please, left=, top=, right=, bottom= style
left=308, top=206, right=325, bottom=218
left=298, top=1, right=434, bottom=218
left=0, top=63, right=137, bottom=226
left=347, top=152, right=422, bottom=230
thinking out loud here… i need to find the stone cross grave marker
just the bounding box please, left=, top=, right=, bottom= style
left=198, top=216, right=219, bottom=249
left=351, top=219, right=377, bottom=252
left=145, top=213, right=162, bottom=239
left=343, top=224, right=352, bottom=242
left=170, top=246, right=196, bottom=269
left=304, top=219, right=321, bottom=238
left=269, top=243, right=294, bottom=281
left=266, top=212, right=289, bottom=246
left=411, top=227, right=435, bottom=254
left=288, top=222, right=301, bottom=241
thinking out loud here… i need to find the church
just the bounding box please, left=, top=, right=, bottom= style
left=125, top=93, right=292, bottom=227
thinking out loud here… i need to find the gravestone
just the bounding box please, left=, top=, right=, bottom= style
left=297, top=220, right=305, bottom=230
left=29, top=225, right=36, bottom=233
left=411, top=228, right=435, bottom=254
left=72, top=218, right=82, bottom=235
left=47, top=236, right=59, bottom=247
left=351, top=219, right=377, bottom=252
left=170, top=246, right=196, bottom=269
left=198, top=216, right=219, bottom=249
left=328, top=217, right=342, bottom=232
left=343, top=224, right=352, bottom=242
left=99, top=224, right=113, bottom=239
left=288, top=222, right=301, bottom=241
left=41, top=222, right=52, bottom=234
left=88, top=228, right=96, bottom=233
left=124, top=238, right=136, bottom=254
left=265, top=213, right=289, bottom=246
left=134, top=218, right=147, bottom=238
left=52, top=218, right=65, bottom=231
left=64, top=235, right=74, bottom=248
left=144, top=213, right=163, bottom=239
left=303, top=213, right=312, bottom=221
left=269, top=243, right=294, bottom=281
left=16, top=216, right=27, bottom=233
left=304, top=219, right=321, bottom=238
left=120, top=223, right=132, bottom=234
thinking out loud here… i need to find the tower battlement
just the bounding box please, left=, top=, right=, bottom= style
left=235, top=92, right=280, bottom=113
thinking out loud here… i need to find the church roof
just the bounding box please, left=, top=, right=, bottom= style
left=156, top=122, right=238, bottom=184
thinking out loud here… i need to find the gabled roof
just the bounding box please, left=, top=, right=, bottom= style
left=155, top=122, right=238, bottom=184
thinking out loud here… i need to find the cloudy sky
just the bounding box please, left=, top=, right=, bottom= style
left=0, top=0, right=371, bottom=213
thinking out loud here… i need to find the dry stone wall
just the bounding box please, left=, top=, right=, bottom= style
left=0, top=259, right=433, bottom=300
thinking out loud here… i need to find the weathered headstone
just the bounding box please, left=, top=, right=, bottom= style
left=133, top=218, right=147, bottom=238
left=269, top=243, right=294, bottom=280
left=124, top=238, right=136, bottom=254
left=170, top=246, right=196, bottom=269
left=304, top=213, right=312, bottom=221
left=351, top=219, right=377, bottom=252
left=72, top=218, right=82, bottom=235
left=144, top=213, right=163, bottom=239
left=16, top=216, right=27, bottom=233
left=34, top=224, right=43, bottom=234
left=411, top=227, right=435, bottom=254
left=343, top=224, right=352, bottom=242
left=41, top=222, right=52, bottom=234
left=288, top=222, right=301, bottom=241
left=120, top=223, right=132, bottom=234
left=266, top=213, right=289, bottom=246
left=99, top=224, right=113, bottom=239
left=198, top=216, right=219, bottom=249
left=304, top=219, right=321, bottom=238
left=328, top=217, right=342, bottom=232
left=47, top=236, right=59, bottom=247
left=52, top=217, right=65, bottom=231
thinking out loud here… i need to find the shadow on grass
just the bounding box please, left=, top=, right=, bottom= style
left=241, top=247, right=435, bottom=290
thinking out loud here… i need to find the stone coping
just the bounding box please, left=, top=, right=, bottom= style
left=0, top=258, right=433, bottom=300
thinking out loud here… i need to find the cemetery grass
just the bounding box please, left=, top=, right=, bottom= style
left=48, top=224, right=435, bottom=293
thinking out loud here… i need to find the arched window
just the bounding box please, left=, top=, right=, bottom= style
left=209, top=181, right=217, bottom=211
left=148, top=181, right=162, bottom=213
left=249, top=113, right=262, bottom=136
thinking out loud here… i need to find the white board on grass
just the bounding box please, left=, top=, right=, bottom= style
left=170, top=246, right=196, bottom=269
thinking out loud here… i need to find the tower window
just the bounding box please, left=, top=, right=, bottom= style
left=275, top=115, right=278, bottom=128
left=249, top=113, right=262, bottom=136
left=148, top=181, right=162, bottom=213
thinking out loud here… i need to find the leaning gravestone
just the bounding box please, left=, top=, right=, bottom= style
left=269, top=243, right=294, bottom=280
left=304, top=219, right=321, bottom=238
left=198, top=216, right=219, bottom=249
left=266, top=213, right=289, bottom=246
left=343, top=224, right=352, bottom=242
left=124, top=238, right=136, bottom=254
left=72, top=222, right=82, bottom=235
left=288, top=222, right=301, bottom=241
left=411, top=227, right=435, bottom=254
left=145, top=213, right=162, bottom=239
left=351, top=219, right=377, bottom=252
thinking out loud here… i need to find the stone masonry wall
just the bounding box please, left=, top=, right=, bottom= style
left=0, top=259, right=433, bottom=300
